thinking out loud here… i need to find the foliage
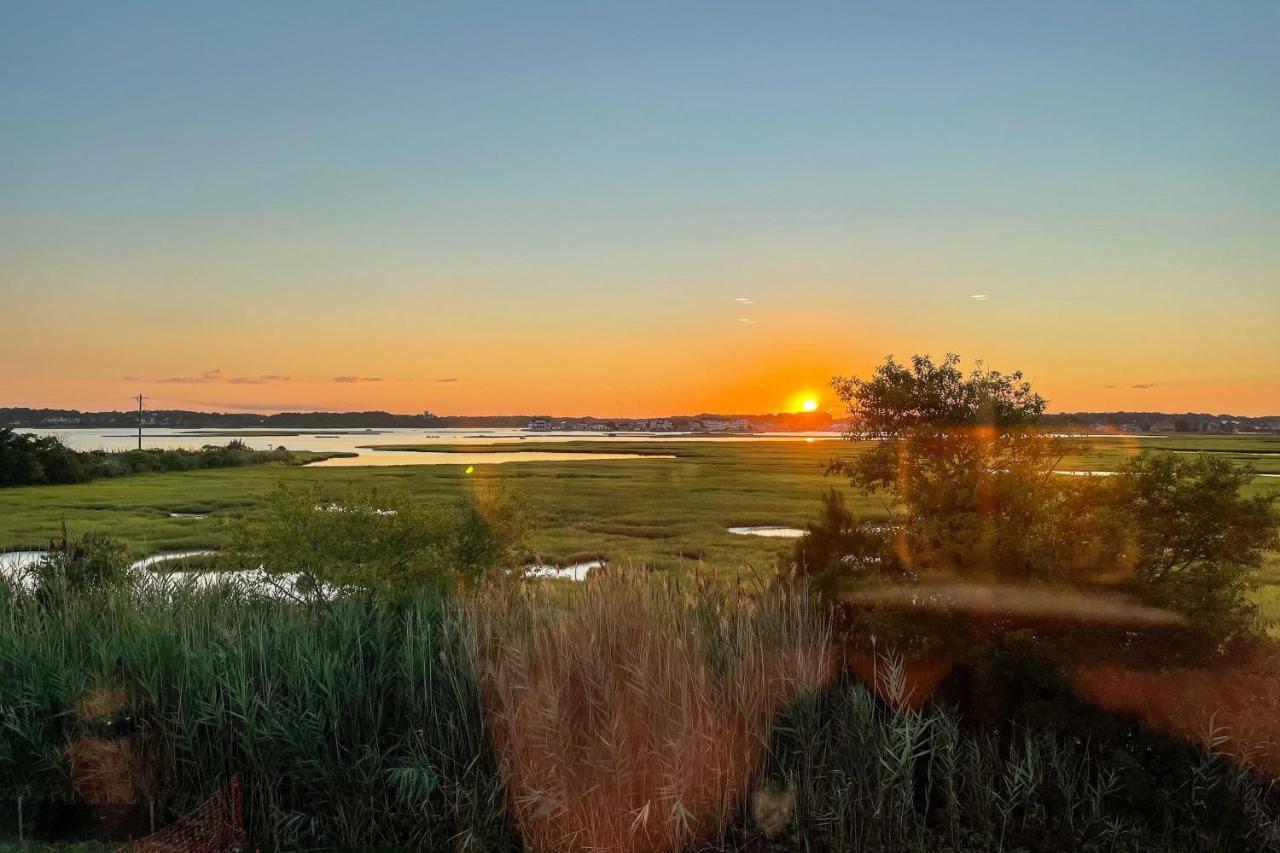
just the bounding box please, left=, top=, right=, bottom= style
left=0, top=583, right=511, bottom=849
left=1, top=577, right=1277, bottom=849
left=812, top=355, right=1280, bottom=641
left=0, top=429, right=308, bottom=489
left=0, top=428, right=92, bottom=487
left=753, top=664, right=1280, bottom=853
left=27, top=530, right=132, bottom=602
left=826, top=354, right=1083, bottom=581
left=222, top=484, right=525, bottom=597
left=791, top=489, right=904, bottom=594
left=1118, top=453, right=1279, bottom=640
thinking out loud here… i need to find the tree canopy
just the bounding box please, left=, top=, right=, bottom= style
left=799, top=354, right=1279, bottom=642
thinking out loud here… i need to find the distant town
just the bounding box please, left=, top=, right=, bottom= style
left=3, top=407, right=1278, bottom=434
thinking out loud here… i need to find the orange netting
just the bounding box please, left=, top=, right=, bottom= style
left=123, top=776, right=244, bottom=852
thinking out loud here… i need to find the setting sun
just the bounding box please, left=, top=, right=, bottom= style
left=802, top=398, right=819, bottom=412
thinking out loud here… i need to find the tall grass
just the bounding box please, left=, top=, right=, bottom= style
left=0, top=581, right=512, bottom=849
left=757, top=669, right=1280, bottom=852
left=0, top=572, right=1277, bottom=850
left=465, top=571, right=830, bottom=853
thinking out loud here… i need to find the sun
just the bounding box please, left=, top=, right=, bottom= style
left=801, top=398, right=819, bottom=412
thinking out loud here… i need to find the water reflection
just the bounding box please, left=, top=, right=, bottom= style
left=308, top=450, right=676, bottom=467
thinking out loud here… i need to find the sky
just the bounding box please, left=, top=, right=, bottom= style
left=2, top=2, right=1277, bottom=417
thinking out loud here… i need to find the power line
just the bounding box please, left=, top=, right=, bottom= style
left=135, top=394, right=146, bottom=450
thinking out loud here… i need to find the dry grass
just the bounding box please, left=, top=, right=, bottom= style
left=466, top=569, right=831, bottom=853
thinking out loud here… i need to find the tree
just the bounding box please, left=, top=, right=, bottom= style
left=807, top=353, right=1279, bottom=641
left=826, top=354, right=1081, bottom=580
left=1118, top=453, right=1279, bottom=641
left=0, top=428, right=90, bottom=486
left=791, top=490, right=903, bottom=595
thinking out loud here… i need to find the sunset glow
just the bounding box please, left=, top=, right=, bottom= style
left=1, top=5, right=1277, bottom=417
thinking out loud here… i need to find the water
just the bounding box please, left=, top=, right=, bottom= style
left=309, top=450, right=676, bottom=468
left=129, top=550, right=218, bottom=571
left=524, top=560, right=603, bottom=581
left=16, top=427, right=835, bottom=467
left=2, top=548, right=602, bottom=592
left=727, top=526, right=806, bottom=539
left=0, top=551, right=47, bottom=588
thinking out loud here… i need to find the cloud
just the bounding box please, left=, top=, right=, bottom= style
left=1131, top=382, right=1157, bottom=390
left=734, top=297, right=754, bottom=305
left=161, top=398, right=336, bottom=412
left=736, top=318, right=755, bottom=324
left=227, top=374, right=291, bottom=385
left=1100, top=384, right=1118, bottom=389
left=156, top=369, right=222, bottom=384
left=120, top=375, right=139, bottom=382
left=331, top=375, right=383, bottom=383
left=435, top=377, right=459, bottom=383
left=970, top=294, right=990, bottom=301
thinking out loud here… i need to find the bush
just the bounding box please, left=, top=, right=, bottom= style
left=1120, top=453, right=1279, bottom=642
left=0, top=429, right=91, bottom=486
left=0, top=430, right=310, bottom=488
left=28, top=531, right=132, bottom=602
left=223, top=484, right=526, bottom=597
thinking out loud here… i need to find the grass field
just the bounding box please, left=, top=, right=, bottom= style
left=1, top=433, right=1278, bottom=580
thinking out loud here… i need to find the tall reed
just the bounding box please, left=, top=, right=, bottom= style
left=1, top=573, right=1277, bottom=851
left=464, top=570, right=831, bottom=853
left=0, top=580, right=512, bottom=849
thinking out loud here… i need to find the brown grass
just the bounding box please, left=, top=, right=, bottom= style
left=466, top=569, right=830, bottom=853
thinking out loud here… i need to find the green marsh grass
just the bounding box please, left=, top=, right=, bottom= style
left=3, top=568, right=1278, bottom=850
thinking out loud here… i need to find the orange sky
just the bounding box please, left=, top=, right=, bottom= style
left=3, top=279, right=1277, bottom=416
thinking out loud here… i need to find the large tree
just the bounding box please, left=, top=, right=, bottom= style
left=803, top=354, right=1278, bottom=640
left=825, top=354, right=1082, bottom=580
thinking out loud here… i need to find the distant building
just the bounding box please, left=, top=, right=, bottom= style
left=527, top=417, right=553, bottom=431
left=696, top=417, right=749, bottom=432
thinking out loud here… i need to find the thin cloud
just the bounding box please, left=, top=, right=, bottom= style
left=737, top=318, right=755, bottom=325
left=1131, top=382, right=1157, bottom=390
left=120, top=375, right=139, bottom=382
left=156, top=369, right=222, bottom=384
left=970, top=294, right=990, bottom=301
left=227, top=374, right=291, bottom=385
left=734, top=297, right=754, bottom=305
left=1100, top=384, right=1118, bottom=389
left=435, top=378, right=459, bottom=383
left=332, top=376, right=383, bottom=383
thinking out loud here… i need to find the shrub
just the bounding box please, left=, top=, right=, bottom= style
left=29, top=531, right=132, bottom=601
left=223, top=484, right=525, bottom=598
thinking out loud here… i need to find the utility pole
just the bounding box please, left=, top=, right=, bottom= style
left=135, top=394, right=145, bottom=450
